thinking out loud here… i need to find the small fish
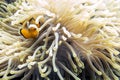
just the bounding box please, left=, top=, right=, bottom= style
left=20, top=16, right=44, bottom=39
left=20, top=25, right=39, bottom=39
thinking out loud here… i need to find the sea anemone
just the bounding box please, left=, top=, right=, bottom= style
left=0, top=0, right=120, bottom=80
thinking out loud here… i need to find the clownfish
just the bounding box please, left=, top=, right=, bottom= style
left=20, top=24, right=39, bottom=39
left=20, top=16, right=45, bottom=39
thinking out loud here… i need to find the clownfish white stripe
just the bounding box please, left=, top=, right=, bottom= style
left=28, top=24, right=38, bottom=29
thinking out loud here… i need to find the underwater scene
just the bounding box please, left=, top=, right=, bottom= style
left=0, top=0, right=120, bottom=80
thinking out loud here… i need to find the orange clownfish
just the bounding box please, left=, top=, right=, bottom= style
left=20, top=16, right=44, bottom=39
left=20, top=24, right=39, bottom=39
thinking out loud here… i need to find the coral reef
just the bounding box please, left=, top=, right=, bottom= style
left=0, top=0, right=120, bottom=80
